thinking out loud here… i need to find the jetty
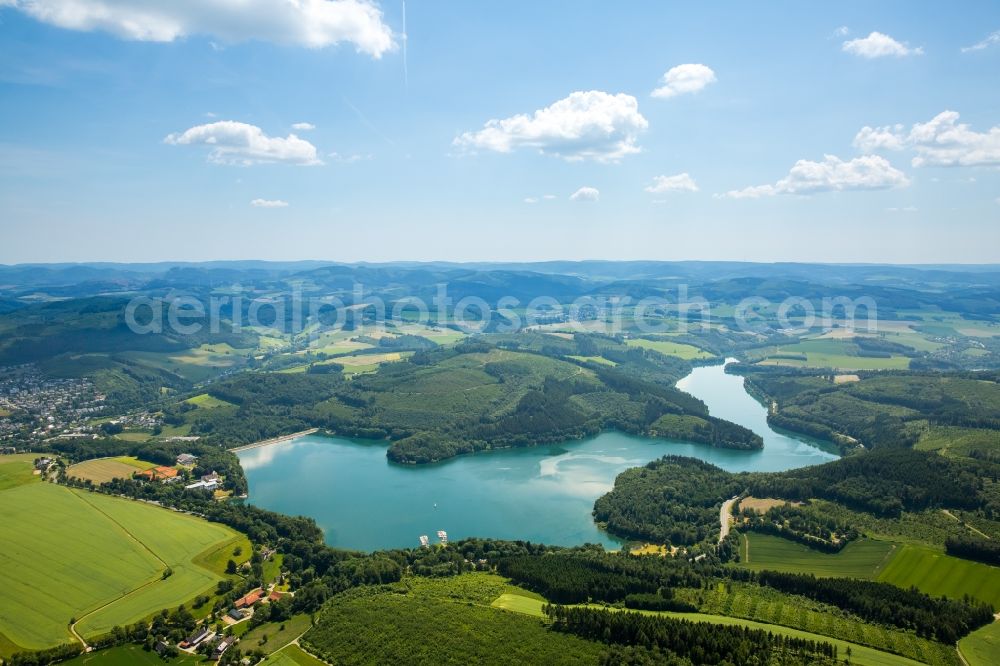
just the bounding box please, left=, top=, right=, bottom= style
left=229, top=428, right=319, bottom=453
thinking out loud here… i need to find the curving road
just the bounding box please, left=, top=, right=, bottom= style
left=719, top=497, right=739, bottom=543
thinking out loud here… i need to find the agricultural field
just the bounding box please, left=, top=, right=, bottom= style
left=495, top=589, right=926, bottom=666
left=117, top=343, right=250, bottom=383
left=877, top=544, right=1000, bottom=608
left=67, top=456, right=157, bottom=484
left=63, top=644, right=201, bottom=665
left=753, top=338, right=911, bottom=370
left=0, top=457, right=240, bottom=655
left=678, top=582, right=957, bottom=666
left=739, top=533, right=898, bottom=579
left=959, top=621, right=1000, bottom=666
left=626, top=337, right=713, bottom=360
left=0, top=453, right=40, bottom=491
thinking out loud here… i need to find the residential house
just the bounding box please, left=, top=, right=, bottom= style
left=234, top=588, right=263, bottom=609
left=213, top=636, right=236, bottom=660
left=176, top=453, right=198, bottom=466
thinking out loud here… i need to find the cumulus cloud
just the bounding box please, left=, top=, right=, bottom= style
left=645, top=173, right=699, bottom=194
left=718, top=154, right=909, bottom=199
left=962, top=30, right=1000, bottom=53
left=854, top=111, right=1000, bottom=167
left=842, top=31, right=922, bottom=58
left=453, top=91, right=648, bottom=162
left=651, top=64, right=716, bottom=99
left=165, top=121, right=322, bottom=166
left=853, top=124, right=906, bottom=152
left=570, top=186, right=600, bottom=201
left=291, top=122, right=315, bottom=131
left=1, top=0, right=396, bottom=57
left=250, top=198, right=289, bottom=208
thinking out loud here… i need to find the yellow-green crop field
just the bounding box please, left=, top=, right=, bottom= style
left=0, top=456, right=240, bottom=656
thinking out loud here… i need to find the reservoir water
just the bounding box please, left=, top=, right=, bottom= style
left=238, top=359, right=837, bottom=551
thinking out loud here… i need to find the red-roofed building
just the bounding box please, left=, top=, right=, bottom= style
left=234, top=588, right=263, bottom=609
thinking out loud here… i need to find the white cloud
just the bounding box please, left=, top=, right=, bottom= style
left=523, top=197, right=538, bottom=204
left=719, top=154, right=909, bottom=198
left=907, top=111, right=1000, bottom=167
left=854, top=111, right=1000, bottom=167
left=165, top=121, right=322, bottom=166
left=842, top=31, right=922, bottom=58
left=832, top=26, right=850, bottom=38
left=645, top=173, right=699, bottom=194
left=542, top=194, right=557, bottom=200
left=651, top=64, right=716, bottom=99
left=453, top=90, right=648, bottom=162
left=250, top=198, right=289, bottom=208
left=1, top=0, right=396, bottom=57
left=853, top=124, right=906, bottom=152
left=328, top=151, right=371, bottom=163
left=962, top=30, right=1000, bottom=53
left=291, top=122, right=315, bottom=131
left=886, top=206, right=918, bottom=213
left=570, top=186, right=600, bottom=201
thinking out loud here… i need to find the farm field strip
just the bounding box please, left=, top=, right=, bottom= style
left=740, top=533, right=898, bottom=578
left=492, top=592, right=924, bottom=666
left=877, top=544, right=1000, bottom=609
left=0, top=468, right=237, bottom=652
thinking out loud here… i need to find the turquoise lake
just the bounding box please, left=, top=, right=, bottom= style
left=238, top=359, right=838, bottom=551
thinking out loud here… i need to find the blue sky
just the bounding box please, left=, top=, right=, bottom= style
left=1, top=0, right=998, bottom=264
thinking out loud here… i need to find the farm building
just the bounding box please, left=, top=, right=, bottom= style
left=234, top=588, right=263, bottom=608
left=213, top=636, right=236, bottom=660
left=180, top=626, right=212, bottom=649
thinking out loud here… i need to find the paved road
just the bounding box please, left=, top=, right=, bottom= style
left=719, top=497, right=738, bottom=543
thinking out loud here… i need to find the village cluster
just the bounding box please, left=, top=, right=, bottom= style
left=0, top=364, right=106, bottom=444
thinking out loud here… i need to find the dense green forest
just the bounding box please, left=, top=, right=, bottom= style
left=178, top=337, right=759, bottom=463
left=595, top=450, right=1000, bottom=550
left=733, top=366, right=1000, bottom=456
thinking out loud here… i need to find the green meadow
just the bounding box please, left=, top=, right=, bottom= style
left=959, top=621, right=1000, bottom=666
left=0, top=457, right=239, bottom=655
left=877, top=544, right=1000, bottom=609
left=626, top=337, right=713, bottom=359
left=739, top=533, right=898, bottom=578
left=754, top=338, right=911, bottom=370
left=494, top=589, right=925, bottom=666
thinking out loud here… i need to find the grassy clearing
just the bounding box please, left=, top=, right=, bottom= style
left=567, top=355, right=616, bottom=366
left=495, top=590, right=924, bottom=666
left=678, top=582, right=958, bottom=666
left=915, top=425, right=1000, bottom=458
left=68, top=458, right=152, bottom=484
left=0, top=453, right=42, bottom=491
left=63, top=644, right=201, bottom=665
left=240, top=613, right=313, bottom=655
left=112, top=431, right=152, bottom=442
left=184, top=393, right=237, bottom=409
left=959, top=621, right=1000, bottom=666
left=626, top=338, right=713, bottom=360
left=0, top=467, right=238, bottom=653
left=740, top=533, right=898, bottom=579
left=262, top=644, right=327, bottom=666
left=877, top=544, right=1000, bottom=608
